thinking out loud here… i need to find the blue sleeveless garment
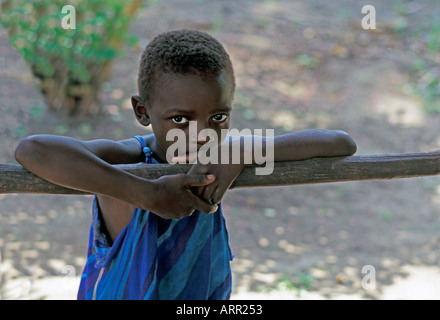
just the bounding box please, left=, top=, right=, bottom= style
left=77, top=136, right=233, bottom=300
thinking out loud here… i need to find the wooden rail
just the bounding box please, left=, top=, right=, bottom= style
left=0, top=151, right=439, bottom=195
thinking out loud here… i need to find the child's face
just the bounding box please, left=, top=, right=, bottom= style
left=133, top=71, right=234, bottom=162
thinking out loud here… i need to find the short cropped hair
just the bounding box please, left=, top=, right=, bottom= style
left=137, top=29, right=235, bottom=106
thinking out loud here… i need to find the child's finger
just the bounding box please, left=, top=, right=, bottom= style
left=194, top=198, right=218, bottom=214
left=211, top=186, right=227, bottom=205
left=201, top=185, right=218, bottom=205
left=188, top=190, right=218, bottom=214
left=184, top=173, right=216, bottom=187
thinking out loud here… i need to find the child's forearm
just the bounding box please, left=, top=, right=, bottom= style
left=229, top=129, right=356, bottom=164
left=14, top=135, right=152, bottom=205
left=271, top=129, right=357, bottom=161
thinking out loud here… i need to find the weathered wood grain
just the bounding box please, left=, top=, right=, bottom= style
left=1, top=151, right=439, bottom=195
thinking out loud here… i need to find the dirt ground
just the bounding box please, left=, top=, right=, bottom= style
left=1, top=0, right=440, bottom=300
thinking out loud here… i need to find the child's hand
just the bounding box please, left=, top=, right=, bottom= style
left=187, top=162, right=246, bottom=205
left=172, top=139, right=247, bottom=205
left=146, top=173, right=218, bottom=219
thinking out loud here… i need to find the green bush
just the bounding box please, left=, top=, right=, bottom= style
left=1, top=0, right=154, bottom=116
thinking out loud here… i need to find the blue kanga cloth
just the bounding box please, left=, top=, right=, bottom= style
left=77, top=136, right=233, bottom=300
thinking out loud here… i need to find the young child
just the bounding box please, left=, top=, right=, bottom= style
left=14, top=29, right=357, bottom=300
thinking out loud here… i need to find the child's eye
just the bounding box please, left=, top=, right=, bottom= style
left=171, top=116, right=189, bottom=124
left=211, top=114, right=228, bottom=122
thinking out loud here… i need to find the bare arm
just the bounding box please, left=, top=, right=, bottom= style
left=271, top=129, right=357, bottom=161
left=188, top=129, right=357, bottom=204
left=14, top=135, right=148, bottom=204
left=14, top=134, right=217, bottom=216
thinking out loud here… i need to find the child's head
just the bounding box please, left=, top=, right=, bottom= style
left=136, top=29, right=235, bottom=107
left=132, top=29, right=236, bottom=162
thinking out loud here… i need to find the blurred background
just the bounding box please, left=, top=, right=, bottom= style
left=1, top=0, right=440, bottom=299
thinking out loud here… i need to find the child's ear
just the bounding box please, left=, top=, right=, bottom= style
left=131, top=95, right=151, bottom=126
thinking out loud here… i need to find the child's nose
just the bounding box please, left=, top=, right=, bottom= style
left=195, top=123, right=216, bottom=147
